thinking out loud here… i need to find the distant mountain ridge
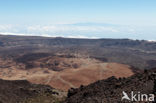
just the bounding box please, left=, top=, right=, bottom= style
left=0, top=34, right=156, bottom=69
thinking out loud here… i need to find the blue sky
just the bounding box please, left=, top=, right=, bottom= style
left=0, top=0, right=156, bottom=40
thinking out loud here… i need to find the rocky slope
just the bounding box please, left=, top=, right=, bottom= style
left=65, top=69, right=156, bottom=103
left=1, top=69, right=155, bottom=103
left=0, top=79, right=65, bottom=103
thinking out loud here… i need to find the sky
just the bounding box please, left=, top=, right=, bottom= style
left=0, top=0, right=156, bottom=40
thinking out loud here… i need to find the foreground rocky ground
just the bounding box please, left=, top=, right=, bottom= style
left=65, top=69, right=156, bottom=103
left=0, top=79, right=66, bottom=103
left=0, top=69, right=156, bottom=103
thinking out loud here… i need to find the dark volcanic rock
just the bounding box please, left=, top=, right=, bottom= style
left=0, top=79, right=56, bottom=103
left=65, top=70, right=156, bottom=103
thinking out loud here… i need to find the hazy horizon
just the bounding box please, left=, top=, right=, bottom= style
left=0, top=0, right=156, bottom=40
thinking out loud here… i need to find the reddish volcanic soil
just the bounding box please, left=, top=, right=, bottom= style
left=28, top=58, right=134, bottom=91
left=0, top=57, right=134, bottom=91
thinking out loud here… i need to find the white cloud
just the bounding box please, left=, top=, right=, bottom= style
left=0, top=24, right=13, bottom=31
left=0, top=23, right=156, bottom=40
left=26, top=24, right=119, bottom=35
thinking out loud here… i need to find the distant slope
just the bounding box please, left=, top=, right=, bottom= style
left=1, top=35, right=156, bottom=69
left=0, top=55, right=134, bottom=91
left=29, top=61, right=134, bottom=91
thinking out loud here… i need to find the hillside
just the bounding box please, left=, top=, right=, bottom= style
left=65, top=69, right=156, bottom=103
left=1, top=69, right=156, bottom=103
left=0, top=35, right=156, bottom=103
left=0, top=54, right=134, bottom=91
left=1, top=35, right=156, bottom=69
left=0, top=79, right=65, bottom=103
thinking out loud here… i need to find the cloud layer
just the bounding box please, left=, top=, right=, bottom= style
left=0, top=23, right=156, bottom=40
